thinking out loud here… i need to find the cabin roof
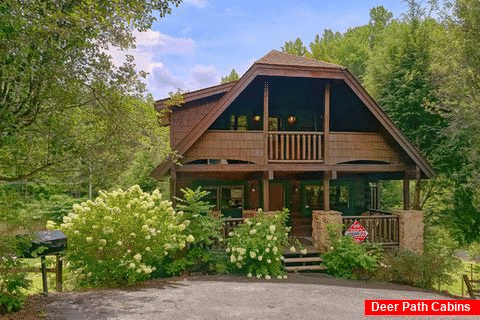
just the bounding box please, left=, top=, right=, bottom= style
left=151, top=50, right=435, bottom=179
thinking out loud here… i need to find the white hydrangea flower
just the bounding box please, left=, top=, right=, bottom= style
left=98, top=246, right=103, bottom=251
left=249, top=229, right=257, bottom=235
left=130, top=233, right=136, bottom=238
left=237, top=255, right=243, bottom=261
left=142, top=225, right=150, bottom=232
left=146, top=247, right=151, bottom=252
left=269, top=225, right=276, bottom=233
left=256, top=274, right=262, bottom=278
left=267, top=259, right=272, bottom=264
left=46, top=220, right=56, bottom=230
left=301, top=249, right=308, bottom=255
left=145, top=235, right=151, bottom=240
left=265, top=248, right=270, bottom=253
left=230, top=255, right=236, bottom=263
left=99, top=239, right=107, bottom=246
left=273, top=247, right=278, bottom=253
left=265, top=275, right=271, bottom=280
left=86, top=237, right=93, bottom=243
left=238, top=248, right=246, bottom=255
left=266, top=235, right=273, bottom=241
left=236, top=262, right=242, bottom=268
left=74, top=230, right=79, bottom=235
left=117, top=241, right=123, bottom=246
left=258, top=256, right=263, bottom=261
left=256, top=222, right=261, bottom=226
left=247, top=273, right=253, bottom=278
left=133, top=253, right=142, bottom=262
left=178, top=224, right=186, bottom=232
left=228, top=232, right=234, bottom=237
left=249, top=251, right=256, bottom=259
left=283, top=275, right=288, bottom=279
left=289, top=246, right=296, bottom=253
left=186, top=235, right=195, bottom=243
left=226, top=247, right=231, bottom=253
left=273, top=237, right=278, bottom=241
left=277, top=275, right=283, bottom=279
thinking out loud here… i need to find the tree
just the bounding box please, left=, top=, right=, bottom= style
left=281, top=37, right=308, bottom=56
left=0, top=0, right=182, bottom=183
left=220, top=69, right=240, bottom=84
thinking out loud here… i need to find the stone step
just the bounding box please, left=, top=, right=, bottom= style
left=285, top=265, right=328, bottom=272
left=284, top=257, right=323, bottom=264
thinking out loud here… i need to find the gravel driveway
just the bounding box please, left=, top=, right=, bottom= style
left=40, top=274, right=462, bottom=320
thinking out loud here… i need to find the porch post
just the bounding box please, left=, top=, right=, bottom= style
left=403, top=177, right=410, bottom=210
left=324, top=82, right=330, bottom=163
left=263, top=81, right=269, bottom=165
left=263, top=173, right=269, bottom=211
left=323, top=174, right=330, bottom=211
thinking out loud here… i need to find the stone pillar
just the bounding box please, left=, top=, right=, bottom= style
left=312, top=210, right=343, bottom=253
left=395, top=210, right=424, bottom=254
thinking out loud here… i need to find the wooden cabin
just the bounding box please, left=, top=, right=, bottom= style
left=151, top=50, right=434, bottom=238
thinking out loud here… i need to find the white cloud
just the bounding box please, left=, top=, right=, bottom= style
left=108, top=30, right=196, bottom=73
left=185, top=0, right=208, bottom=8
left=189, top=64, right=219, bottom=88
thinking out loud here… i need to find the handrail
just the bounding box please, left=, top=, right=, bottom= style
left=342, top=215, right=399, bottom=245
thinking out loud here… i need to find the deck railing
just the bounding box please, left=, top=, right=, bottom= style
left=342, top=215, right=399, bottom=246
left=268, top=131, right=323, bottom=162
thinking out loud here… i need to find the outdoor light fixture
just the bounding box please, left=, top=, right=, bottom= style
left=252, top=115, right=261, bottom=123
left=287, top=115, right=297, bottom=125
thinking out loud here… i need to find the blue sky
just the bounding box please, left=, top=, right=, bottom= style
left=110, top=0, right=409, bottom=99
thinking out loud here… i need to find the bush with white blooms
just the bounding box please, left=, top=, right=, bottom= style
left=226, top=209, right=299, bottom=279
left=46, top=185, right=192, bottom=287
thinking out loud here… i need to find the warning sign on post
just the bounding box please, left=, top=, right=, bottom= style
left=344, top=221, right=368, bottom=243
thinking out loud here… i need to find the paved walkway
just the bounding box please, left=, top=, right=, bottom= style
left=45, top=274, right=460, bottom=320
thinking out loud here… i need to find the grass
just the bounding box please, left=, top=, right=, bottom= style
left=442, top=260, right=480, bottom=298
left=20, top=256, right=71, bottom=295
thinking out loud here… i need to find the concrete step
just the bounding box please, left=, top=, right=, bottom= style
left=285, top=265, right=328, bottom=272
left=284, top=257, right=323, bottom=264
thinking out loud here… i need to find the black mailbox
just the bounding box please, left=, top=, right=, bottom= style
left=22, top=230, right=67, bottom=258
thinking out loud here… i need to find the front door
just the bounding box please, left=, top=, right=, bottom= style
left=269, top=183, right=285, bottom=211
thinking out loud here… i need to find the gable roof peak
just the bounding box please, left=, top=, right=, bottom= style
left=255, top=50, right=345, bottom=69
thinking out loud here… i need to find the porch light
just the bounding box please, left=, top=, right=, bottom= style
left=252, top=115, right=261, bottom=123
left=287, top=115, right=297, bottom=125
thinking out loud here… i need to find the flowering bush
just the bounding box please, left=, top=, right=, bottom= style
left=46, top=185, right=191, bottom=287
left=226, top=209, right=296, bottom=279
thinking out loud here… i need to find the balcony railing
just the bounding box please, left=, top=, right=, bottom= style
left=342, top=215, right=399, bottom=246
left=268, top=131, right=323, bottom=162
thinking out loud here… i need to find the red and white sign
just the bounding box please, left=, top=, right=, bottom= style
left=345, top=221, right=368, bottom=243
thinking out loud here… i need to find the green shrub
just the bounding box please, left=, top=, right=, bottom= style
left=376, top=226, right=461, bottom=289
left=47, top=185, right=191, bottom=287
left=0, top=237, right=31, bottom=314
left=226, top=209, right=297, bottom=279
left=160, top=187, right=226, bottom=276
left=322, top=234, right=379, bottom=279
left=468, top=241, right=480, bottom=261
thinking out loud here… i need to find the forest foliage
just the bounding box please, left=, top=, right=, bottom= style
left=283, top=0, right=480, bottom=244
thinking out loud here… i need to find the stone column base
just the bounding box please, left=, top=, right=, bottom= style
left=394, top=210, right=424, bottom=254
left=312, top=210, right=343, bottom=253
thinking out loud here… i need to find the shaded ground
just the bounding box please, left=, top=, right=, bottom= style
left=0, top=273, right=466, bottom=320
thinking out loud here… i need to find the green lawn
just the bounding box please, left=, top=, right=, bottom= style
left=20, top=256, right=71, bottom=295
left=442, top=260, right=480, bottom=298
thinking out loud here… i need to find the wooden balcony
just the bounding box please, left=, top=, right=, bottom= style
left=268, top=131, right=324, bottom=163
